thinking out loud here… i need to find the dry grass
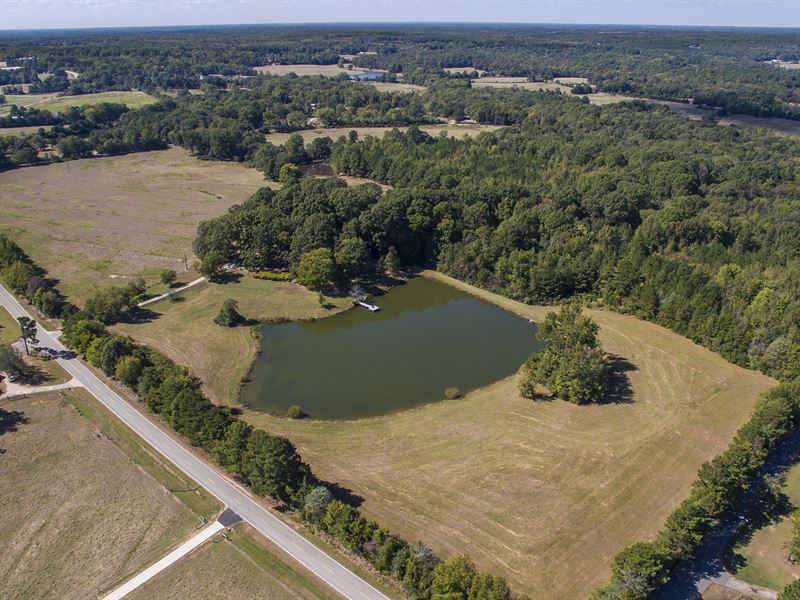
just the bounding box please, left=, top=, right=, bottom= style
left=367, top=81, right=426, bottom=93
left=255, top=64, right=386, bottom=77
left=0, top=125, right=52, bottom=136
left=114, top=275, right=351, bottom=406
left=0, top=388, right=214, bottom=599
left=127, top=523, right=339, bottom=600
left=471, top=78, right=637, bottom=105
left=553, top=76, right=589, bottom=85
left=244, top=271, right=775, bottom=598
left=0, top=148, right=266, bottom=303
left=265, top=124, right=504, bottom=145
left=718, top=114, right=800, bottom=138
left=772, top=61, right=800, bottom=69
left=444, top=67, right=488, bottom=76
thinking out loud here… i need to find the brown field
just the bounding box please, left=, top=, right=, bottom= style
left=367, top=81, right=426, bottom=93
left=0, top=388, right=217, bottom=599
left=265, top=124, right=504, bottom=145
left=244, top=271, right=775, bottom=598
left=0, top=125, right=52, bottom=136
left=127, top=523, right=338, bottom=600
left=470, top=78, right=636, bottom=105
left=553, top=76, right=590, bottom=85
left=772, top=61, right=800, bottom=69
left=444, top=67, right=488, bottom=76
left=0, top=148, right=265, bottom=303
left=255, top=64, right=387, bottom=77
left=718, top=114, right=800, bottom=138
left=114, top=275, right=352, bottom=406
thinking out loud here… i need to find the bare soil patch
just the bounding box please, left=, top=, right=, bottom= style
left=0, top=389, right=207, bottom=599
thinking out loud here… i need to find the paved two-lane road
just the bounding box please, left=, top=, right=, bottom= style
left=0, top=283, right=389, bottom=600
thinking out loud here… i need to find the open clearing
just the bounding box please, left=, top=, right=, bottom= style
left=265, top=124, right=504, bottom=145
left=0, top=148, right=265, bottom=303
left=244, top=271, right=775, bottom=598
left=0, top=125, right=51, bottom=136
left=114, top=275, right=352, bottom=406
left=0, top=388, right=218, bottom=599
left=471, top=77, right=638, bottom=105
left=127, top=523, right=338, bottom=600
left=255, top=64, right=387, bottom=77
left=0, top=305, right=18, bottom=343
left=367, top=81, right=426, bottom=92
left=730, top=461, right=800, bottom=590
left=0, top=91, right=154, bottom=114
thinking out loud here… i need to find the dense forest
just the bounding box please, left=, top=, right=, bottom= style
left=2, top=25, right=800, bottom=118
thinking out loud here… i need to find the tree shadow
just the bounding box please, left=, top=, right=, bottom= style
left=0, top=408, right=29, bottom=446
left=722, top=459, right=799, bottom=572
left=321, top=479, right=365, bottom=508
left=121, top=307, right=160, bottom=325
left=211, top=271, right=242, bottom=285
left=599, top=354, right=636, bottom=404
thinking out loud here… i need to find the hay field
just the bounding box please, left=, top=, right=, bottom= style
left=127, top=523, right=338, bottom=600
left=255, top=64, right=387, bottom=77
left=471, top=78, right=637, bottom=105
left=265, top=124, right=504, bottom=145
left=244, top=271, right=775, bottom=598
left=0, top=148, right=265, bottom=303
left=0, top=389, right=216, bottom=599
left=114, top=275, right=352, bottom=406
left=0, top=125, right=51, bottom=136
left=367, top=81, right=426, bottom=92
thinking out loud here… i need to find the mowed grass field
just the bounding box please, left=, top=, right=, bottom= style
left=0, top=388, right=219, bottom=599
left=730, top=461, right=800, bottom=589
left=0, top=148, right=265, bottom=303
left=127, top=523, right=338, bottom=600
left=265, top=124, right=505, bottom=145
left=471, top=77, right=638, bottom=105
left=244, top=271, right=776, bottom=598
left=255, top=64, right=387, bottom=77
left=0, top=91, right=155, bottom=114
left=114, top=275, right=352, bottom=406
left=0, top=305, right=18, bottom=343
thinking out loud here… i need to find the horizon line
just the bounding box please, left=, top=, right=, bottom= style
left=2, top=20, right=800, bottom=34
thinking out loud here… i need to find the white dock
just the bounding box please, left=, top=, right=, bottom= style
left=355, top=300, right=380, bottom=312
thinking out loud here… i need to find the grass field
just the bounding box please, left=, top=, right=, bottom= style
left=114, top=275, right=352, bottom=406
left=0, top=305, right=18, bottom=344
left=367, top=81, right=426, bottom=92
left=255, top=64, right=387, bottom=77
left=127, top=523, right=339, bottom=600
left=730, top=462, right=800, bottom=590
left=243, top=270, right=775, bottom=598
left=0, top=125, right=53, bottom=136
left=0, top=148, right=265, bottom=303
left=0, top=91, right=154, bottom=115
left=0, top=388, right=218, bottom=599
left=471, top=77, right=637, bottom=105
left=265, top=124, right=504, bottom=145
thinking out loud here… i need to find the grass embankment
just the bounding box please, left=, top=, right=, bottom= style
left=243, top=271, right=775, bottom=598
left=730, top=462, right=800, bottom=589
left=0, top=148, right=265, bottom=304
left=115, top=275, right=352, bottom=406
left=127, top=523, right=339, bottom=600
left=0, top=388, right=218, bottom=598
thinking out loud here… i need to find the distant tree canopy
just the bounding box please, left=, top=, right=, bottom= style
left=519, top=305, right=609, bottom=404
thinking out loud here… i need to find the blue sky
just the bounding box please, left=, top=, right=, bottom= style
left=2, top=0, right=798, bottom=30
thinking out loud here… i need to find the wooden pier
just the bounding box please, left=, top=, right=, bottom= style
left=355, top=300, right=380, bottom=312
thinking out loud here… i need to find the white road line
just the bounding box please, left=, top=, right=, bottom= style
left=102, top=521, right=225, bottom=600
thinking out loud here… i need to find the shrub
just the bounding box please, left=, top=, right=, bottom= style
left=444, top=387, right=461, bottom=399
left=253, top=270, right=291, bottom=281
left=286, top=404, right=306, bottom=419
left=780, top=580, right=800, bottom=600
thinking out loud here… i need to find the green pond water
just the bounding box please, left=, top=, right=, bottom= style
left=241, top=277, right=542, bottom=419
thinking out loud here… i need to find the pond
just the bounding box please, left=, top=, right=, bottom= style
left=241, top=277, right=542, bottom=419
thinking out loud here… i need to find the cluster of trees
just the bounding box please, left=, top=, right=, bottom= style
left=58, top=314, right=521, bottom=599
left=518, top=305, right=609, bottom=404
left=323, top=99, right=800, bottom=383
left=592, top=381, right=800, bottom=598
left=0, top=234, right=65, bottom=318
